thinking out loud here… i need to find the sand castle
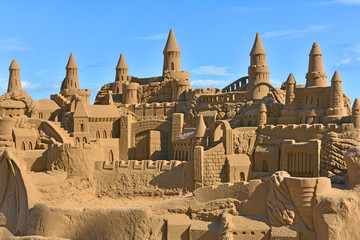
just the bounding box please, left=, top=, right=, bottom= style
left=0, top=29, right=360, bottom=239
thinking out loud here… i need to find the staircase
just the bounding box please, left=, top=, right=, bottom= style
left=50, top=122, right=73, bottom=143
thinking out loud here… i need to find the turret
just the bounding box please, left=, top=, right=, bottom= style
left=192, top=115, right=207, bottom=148
left=285, top=73, right=296, bottom=107
left=7, top=59, right=22, bottom=92
left=171, top=79, right=190, bottom=101
left=122, top=82, right=138, bottom=104
left=248, top=32, right=270, bottom=89
left=163, top=29, right=181, bottom=74
left=329, top=71, right=344, bottom=114
left=258, top=102, right=267, bottom=127
left=305, top=42, right=327, bottom=87
left=113, top=53, right=129, bottom=94
left=62, top=53, right=80, bottom=91
left=352, top=98, right=360, bottom=129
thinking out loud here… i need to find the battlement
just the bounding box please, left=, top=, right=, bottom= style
left=96, top=159, right=187, bottom=171
left=121, top=102, right=176, bottom=117
left=258, top=123, right=354, bottom=134
left=199, top=91, right=247, bottom=104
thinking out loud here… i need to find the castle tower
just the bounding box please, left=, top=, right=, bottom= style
left=62, top=53, right=80, bottom=91
left=258, top=102, right=267, bottom=127
left=352, top=98, right=360, bottom=129
left=7, top=59, right=22, bottom=92
left=248, top=32, right=270, bottom=88
left=122, top=82, right=139, bottom=104
left=285, top=73, right=296, bottom=107
left=192, top=115, right=207, bottom=148
left=330, top=71, right=344, bottom=113
left=305, top=42, right=327, bottom=87
left=113, top=53, right=129, bottom=94
left=163, top=29, right=181, bottom=74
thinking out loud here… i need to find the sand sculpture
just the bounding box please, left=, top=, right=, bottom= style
left=0, top=29, right=359, bottom=240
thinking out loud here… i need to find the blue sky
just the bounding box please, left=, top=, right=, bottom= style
left=0, top=0, right=360, bottom=103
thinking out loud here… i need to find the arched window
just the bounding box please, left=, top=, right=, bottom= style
left=240, top=172, right=245, bottom=181
left=83, top=137, right=87, bottom=145
left=29, top=142, right=33, bottom=150
left=262, top=160, right=268, bottom=172
left=80, top=123, right=85, bottom=132
left=76, top=137, right=80, bottom=145
left=21, top=142, right=26, bottom=150
left=103, top=130, right=107, bottom=138
left=171, top=62, right=174, bottom=71
left=96, top=130, right=100, bottom=139
left=109, top=150, right=114, bottom=163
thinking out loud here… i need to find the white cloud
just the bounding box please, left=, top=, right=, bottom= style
left=191, top=66, right=231, bottom=76
left=137, top=33, right=167, bottom=40
left=191, top=79, right=229, bottom=88
left=263, top=25, right=330, bottom=38
left=22, top=81, right=59, bottom=91
left=0, top=38, right=31, bottom=50
left=319, top=0, right=360, bottom=5
left=335, top=58, right=352, bottom=66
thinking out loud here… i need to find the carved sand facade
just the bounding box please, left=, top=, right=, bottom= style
left=0, top=30, right=359, bottom=239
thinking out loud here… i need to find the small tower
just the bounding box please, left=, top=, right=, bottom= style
left=285, top=73, right=296, bottom=108
left=352, top=98, right=360, bottom=129
left=122, top=82, right=139, bottom=104
left=113, top=53, right=129, bottom=94
left=7, top=59, right=22, bottom=93
left=62, top=53, right=80, bottom=91
left=258, top=102, right=267, bottom=127
left=192, top=115, right=207, bottom=148
left=330, top=71, right=344, bottom=113
left=248, top=32, right=270, bottom=88
left=163, top=29, right=181, bottom=74
left=305, top=42, right=327, bottom=87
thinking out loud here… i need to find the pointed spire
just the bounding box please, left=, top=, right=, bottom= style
left=9, top=59, right=20, bottom=70
left=116, top=53, right=128, bottom=69
left=250, top=32, right=266, bottom=55
left=331, top=70, right=342, bottom=83
left=286, top=73, right=296, bottom=84
left=194, top=115, right=206, bottom=138
left=163, top=29, right=181, bottom=53
left=309, top=42, right=322, bottom=56
left=353, top=98, right=360, bottom=110
left=66, top=52, right=78, bottom=69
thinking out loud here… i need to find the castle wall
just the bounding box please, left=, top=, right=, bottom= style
left=203, top=143, right=227, bottom=186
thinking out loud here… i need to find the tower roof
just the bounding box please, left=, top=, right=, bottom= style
left=259, top=102, right=267, bottom=112
left=309, top=42, right=322, bottom=56
left=116, top=53, right=128, bottom=69
left=9, top=59, right=20, bottom=70
left=286, top=73, right=296, bottom=84
left=163, top=29, right=181, bottom=53
left=250, top=32, right=266, bottom=55
left=66, top=52, right=78, bottom=69
left=353, top=98, right=360, bottom=110
left=193, top=115, right=206, bottom=138
left=331, top=70, right=342, bottom=83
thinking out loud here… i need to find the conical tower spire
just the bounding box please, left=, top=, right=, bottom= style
left=194, top=115, right=206, bottom=138
left=66, top=52, right=78, bottom=69
left=163, top=29, right=182, bottom=74
left=250, top=32, right=266, bottom=55
left=306, top=42, right=327, bottom=87
left=285, top=73, right=296, bottom=107
left=163, top=29, right=181, bottom=53
left=287, top=73, right=296, bottom=84
left=7, top=59, right=22, bottom=92
left=62, top=53, right=80, bottom=91
left=116, top=53, right=128, bottom=70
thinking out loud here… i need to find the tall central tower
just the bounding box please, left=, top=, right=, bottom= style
left=305, top=42, right=327, bottom=87
left=62, top=53, right=80, bottom=91
left=163, top=29, right=181, bottom=74
left=248, top=32, right=270, bottom=99
left=8, top=59, right=22, bottom=92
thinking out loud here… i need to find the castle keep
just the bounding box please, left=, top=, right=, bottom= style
left=0, top=29, right=360, bottom=240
